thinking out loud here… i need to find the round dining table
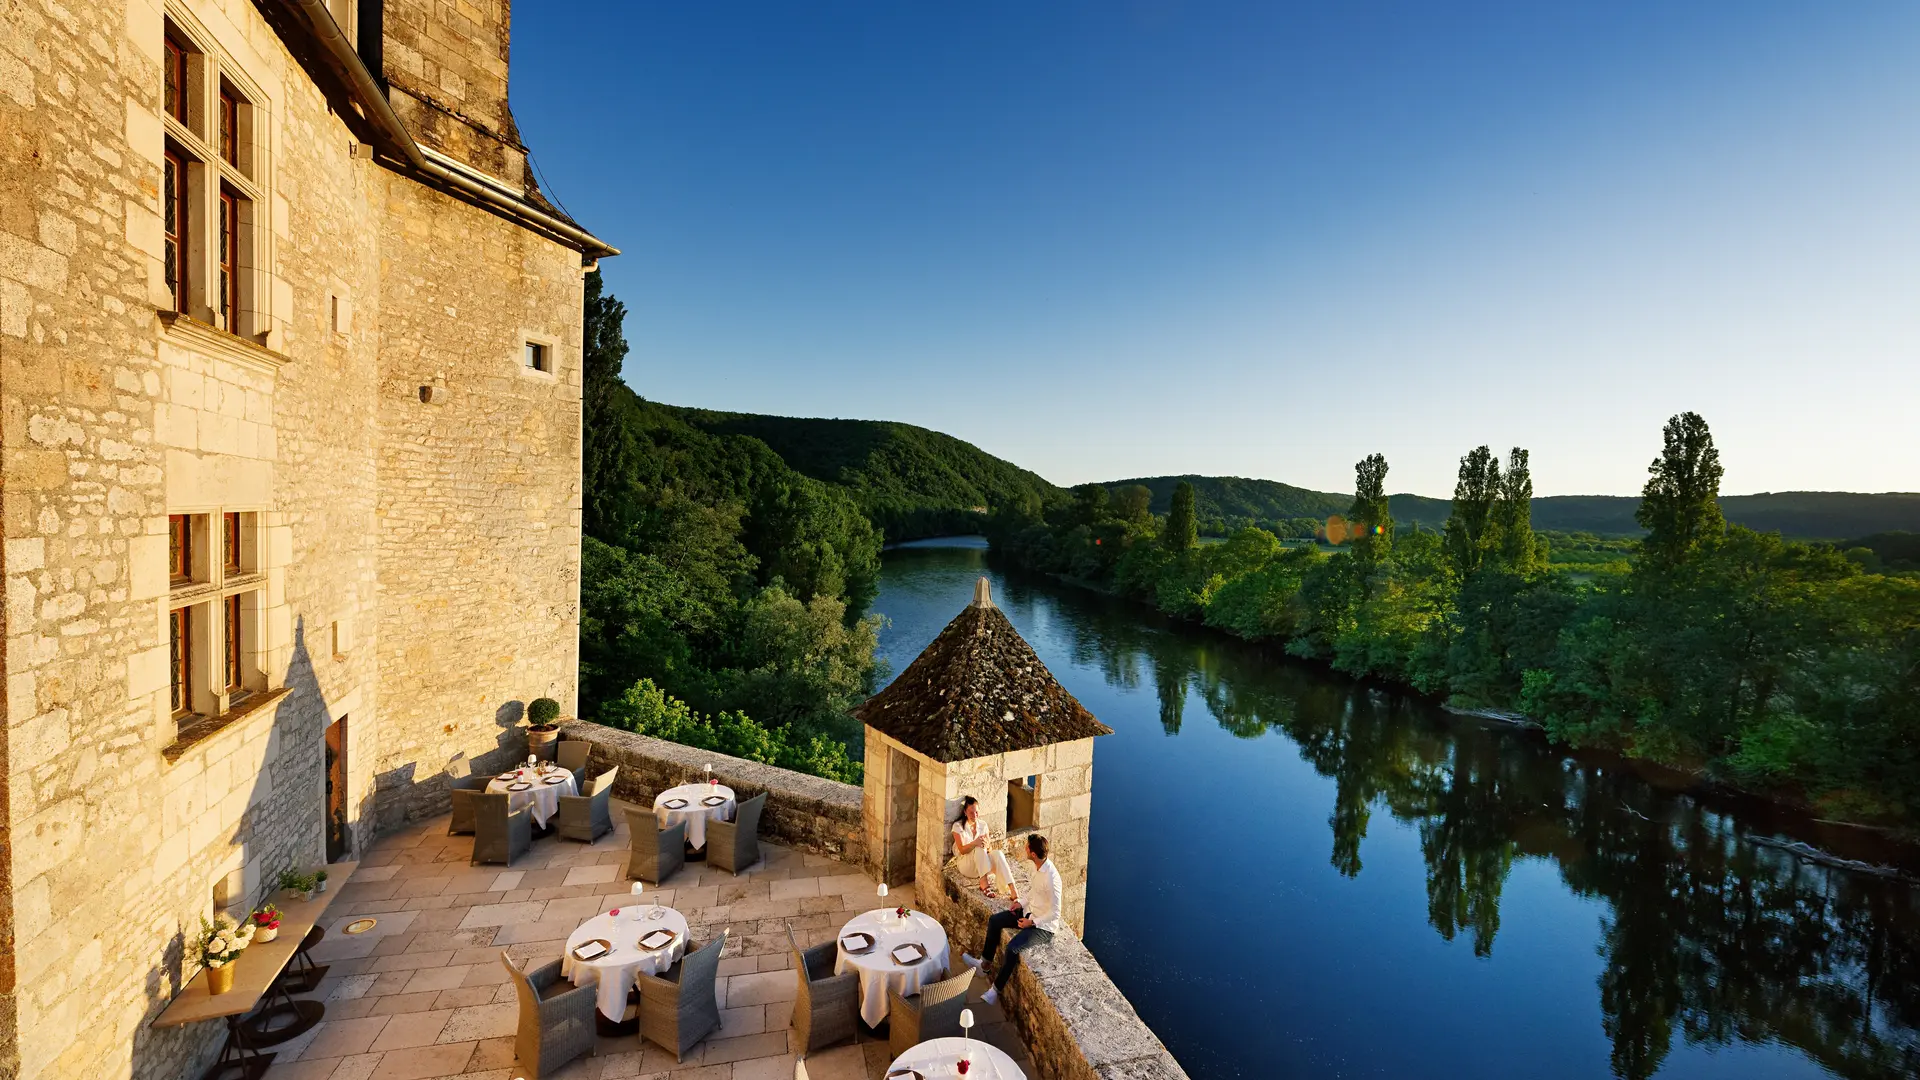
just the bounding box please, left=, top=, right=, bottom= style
left=559, top=905, right=691, bottom=1022
left=486, top=764, right=576, bottom=828
left=887, top=1036, right=1025, bottom=1080
left=652, top=783, right=735, bottom=851
left=834, top=907, right=951, bottom=1028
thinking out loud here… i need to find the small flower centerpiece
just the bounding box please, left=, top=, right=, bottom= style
left=894, top=905, right=910, bottom=920
left=278, top=868, right=317, bottom=902
left=957, top=1058, right=971, bottom=1075
left=251, top=903, right=283, bottom=943
left=197, top=913, right=256, bottom=995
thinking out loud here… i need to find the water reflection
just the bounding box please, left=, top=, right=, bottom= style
left=874, top=543, right=1920, bottom=1080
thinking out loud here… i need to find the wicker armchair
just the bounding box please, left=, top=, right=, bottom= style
left=555, top=740, right=591, bottom=790
left=502, top=951, right=598, bottom=1079
left=636, top=930, right=726, bottom=1062
left=446, top=758, right=493, bottom=836
left=786, top=925, right=858, bottom=1057
left=887, top=967, right=975, bottom=1059
left=623, top=806, right=686, bottom=884
left=471, top=792, right=532, bottom=866
left=557, top=767, right=618, bottom=843
left=707, top=791, right=766, bottom=874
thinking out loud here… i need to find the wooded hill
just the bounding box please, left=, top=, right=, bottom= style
left=1105, top=475, right=1920, bottom=540
left=668, top=407, right=1066, bottom=541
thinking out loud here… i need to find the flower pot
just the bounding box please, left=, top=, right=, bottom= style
left=316, top=878, right=328, bottom=893
left=207, top=963, right=235, bottom=995
left=527, top=726, right=560, bottom=756
left=256, top=924, right=278, bottom=943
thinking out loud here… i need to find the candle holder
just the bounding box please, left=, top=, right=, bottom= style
left=960, top=1007, right=975, bottom=1068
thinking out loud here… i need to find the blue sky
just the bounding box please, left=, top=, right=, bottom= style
left=512, top=2, right=1920, bottom=497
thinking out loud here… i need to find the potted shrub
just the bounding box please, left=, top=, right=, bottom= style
left=196, top=913, right=255, bottom=995
left=278, top=868, right=316, bottom=902
left=315, top=868, right=329, bottom=893
left=251, top=903, right=283, bottom=943
left=526, top=696, right=562, bottom=755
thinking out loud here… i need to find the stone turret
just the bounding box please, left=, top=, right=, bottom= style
left=854, top=578, right=1111, bottom=932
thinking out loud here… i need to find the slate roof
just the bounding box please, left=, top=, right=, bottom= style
left=852, top=579, right=1111, bottom=762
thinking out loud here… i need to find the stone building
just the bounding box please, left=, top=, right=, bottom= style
left=0, top=1, right=611, bottom=1076
left=855, top=578, right=1111, bottom=934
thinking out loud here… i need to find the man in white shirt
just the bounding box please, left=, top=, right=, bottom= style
left=962, top=833, right=1063, bottom=1005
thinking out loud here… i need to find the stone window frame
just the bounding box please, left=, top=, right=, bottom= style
left=166, top=507, right=268, bottom=725
left=158, top=6, right=272, bottom=340
left=519, top=332, right=558, bottom=380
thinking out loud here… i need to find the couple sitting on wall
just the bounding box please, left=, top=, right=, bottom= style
left=951, top=794, right=1064, bottom=1006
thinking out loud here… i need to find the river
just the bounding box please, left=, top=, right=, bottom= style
left=870, top=538, right=1920, bottom=1080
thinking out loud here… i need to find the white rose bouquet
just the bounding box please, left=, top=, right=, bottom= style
left=196, top=912, right=256, bottom=971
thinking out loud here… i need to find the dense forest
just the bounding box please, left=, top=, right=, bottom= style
left=578, top=273, right=877, bottom=782
left=1108, top=474, right=1920, bottom=540
left=998, top=421, right=1920, bottom=823
left=672, top=408, right=1065, bottom=541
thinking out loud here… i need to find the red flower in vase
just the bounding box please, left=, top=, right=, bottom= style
left=895, top=906, right=909, bottom=919
left=957, top=1059, right=971, bottom=1075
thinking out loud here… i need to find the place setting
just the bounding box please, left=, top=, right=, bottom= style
left=834, top=882, right=953, bottom=1029
left=560, top=882, right=691, bottom=1033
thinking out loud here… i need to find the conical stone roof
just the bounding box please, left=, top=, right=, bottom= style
left=853, top=578, right=1112, bottom=763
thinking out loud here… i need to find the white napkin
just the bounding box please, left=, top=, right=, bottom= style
left=572, top=941, right=608, bottom=961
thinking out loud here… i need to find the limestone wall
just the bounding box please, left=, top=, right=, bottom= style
left=560, top=721, right=865, bottom=864
left=0, top=0, right=586, bottom=1076
left=937, top=869, right=1190, bottom=1080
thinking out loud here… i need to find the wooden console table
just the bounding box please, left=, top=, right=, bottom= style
left=152, top=862, right=358, bottom=1080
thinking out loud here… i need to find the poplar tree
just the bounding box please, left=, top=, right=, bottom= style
left=1444, top=445, right=1501, bottom=577
left=1636, top=412, right=1725, bottom=568
left=1349, top=454, right=1394, bottom=572
left=1492, top=447, right=1538, bottom=574
left=1164, top=481, right=1199, bottom=551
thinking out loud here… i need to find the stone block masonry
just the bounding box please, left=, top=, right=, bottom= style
left=560, top=721, right=866, bottom=865
left=0, top=0, right=597, bottom=1077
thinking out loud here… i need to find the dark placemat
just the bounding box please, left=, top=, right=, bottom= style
left=543, top=776, right=568, bottom=785
left=701, top=795, right=728, bottom=807
left=662, top=798, right=689, bottom=809
left=571, top=938, right=612, bottom=962
left=839, top=932, right=875, bottom=954
left=889, top=941, right=928, bottom=965
left=508, top=782, right=533, bottom=791
left=638, top=928, right=677, bottom=951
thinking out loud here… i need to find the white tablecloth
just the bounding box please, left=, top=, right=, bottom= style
left=559, top=906, right=690, bottom=1022
left=488, top=766, right=576, bottom=828
left=835, top=908, right=951, bottom=1028
left=653, top=783, right=735, bottom=851
left=888, top=1036, right=1025, bottom=1080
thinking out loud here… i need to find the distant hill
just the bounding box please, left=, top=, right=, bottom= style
left=666, top=407, right=1066, bottom=541
left=1106, top=475, right=1920, bottom=541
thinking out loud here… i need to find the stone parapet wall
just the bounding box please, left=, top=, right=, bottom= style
left=936, top=868, right=1190, bottom=1080
left=559, top=721, right=865, bottom=864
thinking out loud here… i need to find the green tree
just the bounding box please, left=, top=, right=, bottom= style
left=1444, top=445, right=1501, bottom=577
left=1492, top=447, right=1539, bottom=574
left=1112, top=484, right=1153, bottom=525
left=1163, top=480, right=1199, bottom=551
left=1349, top=453, right=1394, bottom=572
left=1636, top=412, right=1725, bottom=568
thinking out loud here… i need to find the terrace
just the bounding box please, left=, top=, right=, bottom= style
left=258, top=803, right=1036, bottom=1080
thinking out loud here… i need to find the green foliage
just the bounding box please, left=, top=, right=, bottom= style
left=578, top=281, right=884, bottom=780
left=1837, top=530, right=1920, bottom=574
left=1637, top=412, right=1726, bottom=567
left=668, top=409, right=1064, bottom=542
left=527, top=697, right=560, bottom=726
left=1163, top=481, right=1199, bottom=551
left=599, top=679, right=863, bottom=785
left=994, top=416, right=1920, bottom=822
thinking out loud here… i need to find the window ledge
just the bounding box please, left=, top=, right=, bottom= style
left=164, top=686, right=290, bottom=764
left=159, top=311, right=290, bottom=374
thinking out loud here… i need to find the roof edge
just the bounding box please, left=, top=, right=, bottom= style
left=269, top=0, right=619, bottom=262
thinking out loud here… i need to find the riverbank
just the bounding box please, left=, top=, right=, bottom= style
left=982, top=539, right=1920, bottom=862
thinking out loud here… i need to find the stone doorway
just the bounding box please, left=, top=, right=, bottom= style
left=325, top=715, right=350, bottom=862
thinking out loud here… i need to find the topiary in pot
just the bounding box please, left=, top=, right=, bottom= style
left=527, top=697, right=561, bottom=732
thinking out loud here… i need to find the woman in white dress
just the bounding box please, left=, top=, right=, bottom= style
left=952, top=796, right=996, bottom=896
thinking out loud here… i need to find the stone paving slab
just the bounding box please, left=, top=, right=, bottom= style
left=264, top=803, right=1034, bottom=1080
